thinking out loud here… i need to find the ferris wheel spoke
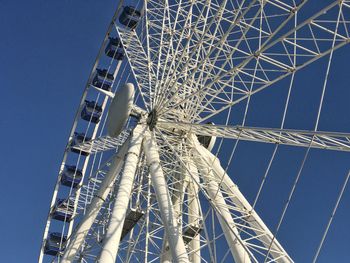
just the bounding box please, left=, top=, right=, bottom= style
left=158, top=121, right=350, bottom=152
left=41, top=0, right=350, bottom=262
left=116, top=26, right=156, bottom=111
left=156, top=0, right=252, bottom=111
left=156, top=0, right=252, bottom=109
left=180, top=0, right=273, bottom=118
left=157, top=0, right=301, bottom=115
left=191, top=138, right=293, bottom=263
left=142, top=0, right=153, bottom=109
left=159, top=1, right=350, bottom=122
left=153, top=0, right=214, bottom=109
left=142, top=0, right=175, bottom=109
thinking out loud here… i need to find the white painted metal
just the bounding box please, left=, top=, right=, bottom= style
left=193, top=138, right=293, bottom=263
left=157, top=1, right=350, bottom=123
left=160, top=237, right=172, bottom=263
left=41, top=0, right=350, bottom=262
left=71, top=130, right=130, bottom=154
left=192, top=139, right=252, bottom=263
left=186, top=161, right=201, bottom=263
left=39, top=57, right=111, bottom=263
left=161, top=164, right=189, bottom=263
left=107, top=83, right=135, bottom=138
left=98, top=125, right=145, bottom=262
left=158, top=122, right=350, bottom=152
left=116, top=26, right=156, bottom=111
left=39, top=3, right=128, bottom=260
left=66, top=94, right=110, bottom=239
left=143, top=131, right=190, bottom=263
left=38, top=162, right=66, bottom=263
left=61, top=139, right=129, bottom=262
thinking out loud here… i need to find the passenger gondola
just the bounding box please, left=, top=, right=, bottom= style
left=81, top=100, right=102, bottom=123
left=119, top=6, right=141, bottom=29
left=105, top=37, right=124, bottom=60
left=51, top=199, right=74, bottom=222
left=70, top=132, right=91, bottom=156
left=60, top=165, right=82, bottom=188
left=92, top=69, right=114, bottom=91
left=44, top=232, right=67, bottom=256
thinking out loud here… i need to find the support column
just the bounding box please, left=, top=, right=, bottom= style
left=61, top=139, right=129, bottom=262
left=196, top=139, right=293, bottom=263
left=143, top=131, right=190, bottom=263
left=98, top=124, right=145, bottom=263
left=193, top=148, right=252, bottom=263
left=207, top=150, right=292, bottom=263
left=161, top=167, right=188, bottom=263
left=187, top=161, right=201, bottom=263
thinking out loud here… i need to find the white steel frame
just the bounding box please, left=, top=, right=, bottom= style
left=39, top=0, right=350, bottom=262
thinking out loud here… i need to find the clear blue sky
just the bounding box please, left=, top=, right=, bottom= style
left=1, top=0, right=349, bottom=262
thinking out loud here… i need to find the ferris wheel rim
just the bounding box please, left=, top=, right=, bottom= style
left=39, top=1, right=350, bottom=262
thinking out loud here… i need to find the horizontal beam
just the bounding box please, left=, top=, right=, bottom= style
left=158, top=121, right=350, bottom=152
left=71, top=130, right=130, bottom=154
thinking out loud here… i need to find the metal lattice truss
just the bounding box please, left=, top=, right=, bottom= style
left=158, top=121, right=350, bottom=152
left=116, top=27, right=156, bottom=111
left=71, top=130, right=130, bottom=154
left=75, top=121, right=350, bottom=154
left=117, top=0, right=350, bottom=123
left=189, top=138, right=292, bottom=263
left=61, top=125, right=295, bottom=262
left=159, top=0, right=350, bottom=123
left=41, top=0, right=350, bottom=263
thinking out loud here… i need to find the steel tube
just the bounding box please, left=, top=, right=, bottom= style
left=143, top=131, right=190, bottom=263
left=61, top=139, right=129, bottom=262
left=98, top=125, right=145, bottom=262
left=193, top=148, right=252, bottom=263
left=197, top=141, right=292, bottom=263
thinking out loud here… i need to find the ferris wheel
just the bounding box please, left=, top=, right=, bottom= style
left=39, top=0, right=350, bottom=262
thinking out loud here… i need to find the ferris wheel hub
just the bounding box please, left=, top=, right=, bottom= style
left=146, top=109, right=158, bottom=131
